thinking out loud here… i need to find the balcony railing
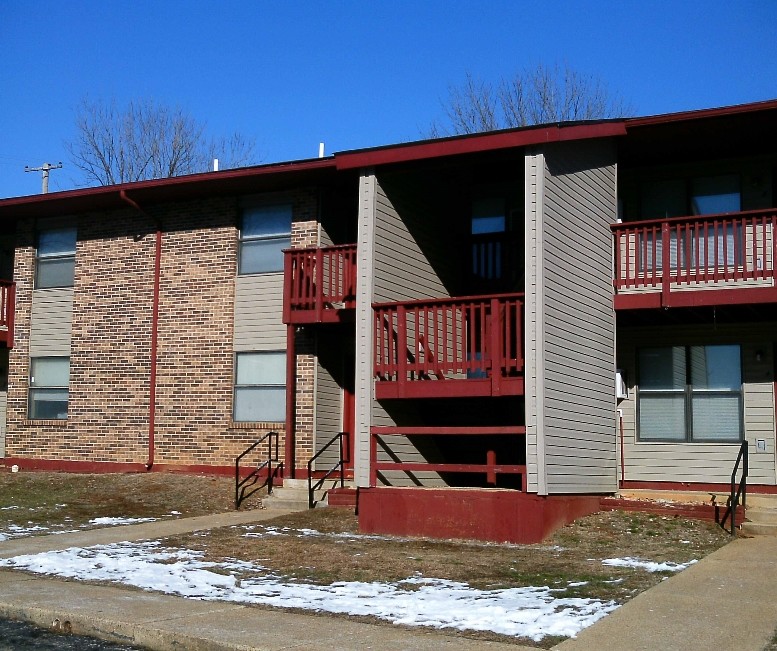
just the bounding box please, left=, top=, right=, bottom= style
left=612, top=209, right=777, bottom=308
left=374, top=293, right=524, bottom=399
left=282, top=244, right=357, bottom=324
left=0, top=280, right=14, bottom=348
left=470, top=231, right=523, bottom=291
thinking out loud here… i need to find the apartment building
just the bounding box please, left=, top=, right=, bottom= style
left=0, top=99, right=775, bottom=542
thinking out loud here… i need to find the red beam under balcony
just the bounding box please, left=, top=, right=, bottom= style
left=612, top=208, right=777, bottom=309
left=0, top=280, right=15, bottom=348
left=374, top=293, right=524, bottom=399
left=370, top=426, right=527, bottom=488
left=282, top=244, right=357, bottom=324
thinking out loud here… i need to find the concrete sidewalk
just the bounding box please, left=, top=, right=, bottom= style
left=555, top=534, right=777, bottom=651
left=0, top=509, right=775, bottom=650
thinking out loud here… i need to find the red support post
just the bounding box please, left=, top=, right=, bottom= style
left=285, top=324, right=296, bottom=478
left=661, top=221, right=671, bottom=306
left=490, top=297, right=502, bottom=396
left=397, top=304, right=407, bottom=398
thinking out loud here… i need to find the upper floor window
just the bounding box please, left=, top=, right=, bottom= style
left=238, top=204, right=292, bottom=274
left=640, top=175, right=741, bottom=220
left=36, top=227, right=76, bottom=288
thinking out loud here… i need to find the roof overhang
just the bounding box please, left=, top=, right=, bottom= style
left=0, top=157, right=339, bottom=219
left=334, top=121, right=626, bottom=170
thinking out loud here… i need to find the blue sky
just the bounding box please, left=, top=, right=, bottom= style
left=1, top=1, right=775, bottom=198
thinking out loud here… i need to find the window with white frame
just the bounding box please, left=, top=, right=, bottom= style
left=36, top=227, right=77, bottom=288
left=238, top=204, right=292, bottom=274
left=29, top=357, right=70, bottom=420
left=637, top=345, right=742, bottom=442
left=233, top=352, right=286, bottom=422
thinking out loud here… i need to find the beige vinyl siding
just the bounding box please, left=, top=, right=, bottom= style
left=314, top=340, right=343, bottom=471
left=367, top=173, right=452, bottom=487
left=354, top=172, right=377, bottom=487
left=536, top=140, right=618, bottom=494
left=30, top=288, right=73, bottom=356
left=233, top=274, right=285, bottom=351
left=618, top=323, right=776, bottom=485
left=524, top=149, right=544, bottom=493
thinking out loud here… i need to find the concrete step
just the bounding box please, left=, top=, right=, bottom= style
left=746, top=507, right=777, bottom=526
left=742, top=521, right=777, bottom=536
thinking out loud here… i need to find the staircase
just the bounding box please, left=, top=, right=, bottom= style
left=261, top=478, right=354, bottom=511
left=742, top=494, right=777, bottom=536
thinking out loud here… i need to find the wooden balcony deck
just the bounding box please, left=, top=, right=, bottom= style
left=0, top=281, right=14, bottom=348
left=612, top=208, right=777, bottom=309
left=373, top=293, right=524, bottom=399
left=282, top=244, right=356, bottom=324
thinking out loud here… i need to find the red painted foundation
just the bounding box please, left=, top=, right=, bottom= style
left=619, top=480, right=777, bottom=495
left=357, top=487, right=602, bottom=544
left=2, top=457, right=237, bottom=477
left=600, top=497, right=746, bottom=523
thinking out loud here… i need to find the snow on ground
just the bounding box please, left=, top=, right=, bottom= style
left=0, top=512, right=184, bottom=541
left=601, top=557, right=697, bottom=573
left=87, top=517, right=157, bottom=526
left=0, top=541, right=621, bottom=641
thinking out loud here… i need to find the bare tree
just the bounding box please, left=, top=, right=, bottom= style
left=66, top=98, right=258, bottom=186
left=430, top=64, right=633, bottom=137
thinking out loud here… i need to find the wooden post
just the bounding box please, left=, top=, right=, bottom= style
left=315, top=247, right=324, bottom=322
left=285, top=324, right=296, bottom=478
left=397, top=304, right=407, bottom=398
left=490, top=297, right=502, bottom=396
left=661, top=221, right=671, bottom=307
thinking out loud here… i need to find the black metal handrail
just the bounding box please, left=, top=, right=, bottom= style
left=721, top=440, right=748, bottom=534
left=235, top=431, right=281, bottom=509
left=307, top=432, right=347, bottom=509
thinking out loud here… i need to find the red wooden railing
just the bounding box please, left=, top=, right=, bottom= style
left=613, top=209, right=777, bottom=294
left=374, top=293, right=524, bottom=398
left=282, top=244, right=357, bottom=323
left=0, top=280, right=15, bottom=348
left=369, top=425, right=527, bottom=489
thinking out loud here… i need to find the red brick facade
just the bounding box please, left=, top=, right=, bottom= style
left=4, top=191, right=322, bottom=473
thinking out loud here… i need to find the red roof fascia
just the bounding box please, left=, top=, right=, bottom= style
left=625, top=98, right=777, bottom=129
left=0, top=157, right=337, bottom=215
left=334, top=122, right=626, bottom=170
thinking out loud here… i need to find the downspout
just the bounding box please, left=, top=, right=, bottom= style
left=119, top=190, right=161, bottom=471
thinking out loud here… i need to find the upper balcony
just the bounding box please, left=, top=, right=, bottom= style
left=282, top=244, right=357, bottom=325
left=374, top=293, right=524, bottom=400
left=0, top=280, right=14, bottom=348
left=612, top=208, right=777, bottom=309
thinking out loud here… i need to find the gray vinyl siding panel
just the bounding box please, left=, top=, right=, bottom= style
left=30, top=288, right=73, bottom=356
left=524, top=150, right=543, bottom=493
left=233, top=274, right=286, bottom=351
left=618, top=324, right=776, bottom=485
left=354, top=173, right=376, bottom=487
left=314, top=353, right=342, bottom=470
left=369, top=175, right=449, bottom=486
left=540, top=140, right=618, bottom=494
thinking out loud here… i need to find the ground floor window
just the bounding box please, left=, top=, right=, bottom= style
left=233, top=351, right=286, bottom=422
left=29, top=357, right=70, bottom=419
left=637, top=345, right=742, bottom=442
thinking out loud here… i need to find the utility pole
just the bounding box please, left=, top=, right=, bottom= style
left=24, top=162, right=63, bottom=194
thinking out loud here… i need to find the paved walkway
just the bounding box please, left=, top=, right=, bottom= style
left=0, top=510, right=775, bottom=650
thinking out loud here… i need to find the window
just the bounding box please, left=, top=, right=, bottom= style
left=233, top=352, right=286, bottom=422
left=638, top=345, right=742, bottom=442
left=238, top=204, right=292, bottom=274
left=29, top=357, right=70, bottom=419
left=36, top=227, right=76, bottom=288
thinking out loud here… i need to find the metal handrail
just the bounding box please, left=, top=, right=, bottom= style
left=307, top=432, right=347, bottom=509
left=234, top=431, right=280, bottom=509
left=721, top=440, right=748, bottom=534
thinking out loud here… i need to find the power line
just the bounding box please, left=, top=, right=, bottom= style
left=24, top=162, right=63, bottom=194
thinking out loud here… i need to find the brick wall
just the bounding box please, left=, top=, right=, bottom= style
left=4, top=189, right=329, bottom=472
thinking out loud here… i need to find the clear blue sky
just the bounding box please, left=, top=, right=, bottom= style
left=1, top=1, right=775, bottom=199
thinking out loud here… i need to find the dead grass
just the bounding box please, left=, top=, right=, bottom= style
left=0, top=471, right=733, bottom=648
left=163, top=508, right=728, bottom=603
left=0, top=470, right=262, bottom=532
